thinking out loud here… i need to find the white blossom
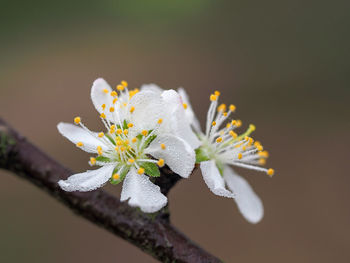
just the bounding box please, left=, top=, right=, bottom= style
left=57, top=78, right=195, bottom=213
left=179, top=89, right=275, bottom=224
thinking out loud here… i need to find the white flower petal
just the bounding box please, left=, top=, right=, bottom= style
left=177, top=87, right=202, bottom=133
left=57, top=123, right=109, bottom=153
left=120, top=168, right=167, bottom=213
left=223, top=165, right=264, bottom=224
left=200, top=160, right=235, bottom=198
left=140, top=83, right=163, bottom=94
left=128, top=90, right=165, bottom=133
left=145, top=134, right=195, bottom=178
left=161, top=90, right=201, bottom=149
left=90, top=78, right=114, bottom=121
left=58, top=165, right=115, bottom=192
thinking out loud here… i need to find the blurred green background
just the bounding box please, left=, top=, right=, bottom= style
left=1, top=0, right=349, bottom=262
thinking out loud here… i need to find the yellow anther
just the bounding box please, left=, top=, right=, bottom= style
left=102, top=104, right=106, bottom=110
left=100, top=113, right=106, bottom=119
left=210, top=94, right=217, bottom=101
left=116, top=129, right=122, bottom=135
left=132, top=137, right=137, bottom=143
left=183, top=103, right=188, bottom=109
left=238, top=153, right=243, bottom=159
left=124, top=139, right=129, bottom=144
left=226, top=123, right=231, bottom=128
left=76, top=142, right=84, bottom=147
left=214, top=91, right=221, bottom=96
left=116, top=140, right=122, bottom=146
left=113, top=98, right=118, bottom=104
left=212, top=121, right=216, bottom=126
left=245, top=136, right=249, bottom=141
left=123, top=129, right=129, bottom=135
left=267, top=168, right=275, bottom=177
left=97, top=146, right=103, bottom=155
left=98, top=132, right=104, bottom=138
left=117, top=84, right=124, bottom=91
left=115, top=146, right=119, bottom=151
left=157, top=159, right=165, bottom=167
left=112, top=173, right=120, bottom=180
left=160, top=143, right=166, bottom=150
left=158, top=118, right=163, bottom=124
left=138, top=168, right=145, bottom=175
left=123, top=102, right=127, bottom=107
left=217, top=103, right=226, bottom=112
left=141, top=130, right=148, bottom=136
left=129, top=90, right=136, bottom=98
left=74, top=117, right=81, bottom=124
left=121, top=80, right=128, bottom=87
left=257, top=145, right=263, bottom=151
left=103, top=89, right=109, bottom=94
left=259, top=158, right=266, bottom=165
left=242, top=146, right=247, bottom=151
left=248, top=137, right=254, bottom=146
left=236, top=120, right=242, bottom=127
left=128, top=159, right=135, bottom=164
left=231, top=120, right=237, bottom=126
left=223, top=112, right=228, bottom=117
left=216, top=137, right=223, bottom=143
left=120, top=146, right=126, bottom=152
left=110, top=124, right=116, bottom=130
left=130, top=106, right=135, bottom=113
left=229, top=104, right=236, bottom=112
left=127, top=145, right=132, bottom=151
left=90, top=157, right=96, bottom=165
left=259, top=151, right=269, bottom=158
left=110, top=91, right=118, bottom=97
left=127, top=123, right=134, bottom=128
left=249, top=124, right=256, bottom=132
left=109, top=107, right=115, bottom=112
left=254, top=141, right=261, bottom=147
left=229, top=130, right=237, bottom=138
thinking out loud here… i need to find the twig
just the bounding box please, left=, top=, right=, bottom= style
left=0, top=118, right=222, bottom=263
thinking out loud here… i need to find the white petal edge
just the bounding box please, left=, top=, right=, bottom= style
left=200, top=160, right=235, bottom=198
left=57, top=122, right=109, bottom=153
left=140, top=83, right=163, bottom=94
left=120, top=168, right=167, bottom=213
left=90, top=78, right=114, bottom=121
left=161, top=89, right=201, bottom=149
left=58, top=165, right=115, bottom=192
left=177, top=87, right=202, bottom=133
left=145, top=133, right=195, bottom=178
left=223, top=165, right=264, bottom=224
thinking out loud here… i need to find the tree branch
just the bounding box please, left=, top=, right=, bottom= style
left=0, top=118, right=222, bottom=263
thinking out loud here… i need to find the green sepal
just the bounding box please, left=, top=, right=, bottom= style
left=145, top=134, right=156, bottom=147
left=96, top=156, right=111, bottom=163
left=105, top=133, right=116, bottom=145
left=136, top=130, right=156, bottom=148
left=109, top=166, right=129, bottom=185
left=195, top=147, right=210, bottom=163
left=216, top=161, right=224, bottom=176
left=123, top=120, right=129, bottom=130
left=141, top=162, right=160, bottom=177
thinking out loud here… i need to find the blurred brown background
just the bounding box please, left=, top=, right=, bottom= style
left=1, top=1, right=349, bottom=262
